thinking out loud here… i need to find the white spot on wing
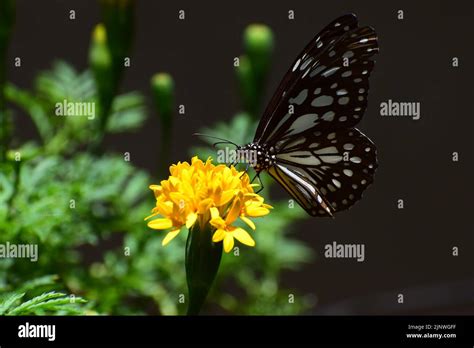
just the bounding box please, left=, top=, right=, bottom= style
left=286, top=113, right=319, bottom=136
left=322, top=66, right=340, bottom=78
left=343, top=169, right=353, bottom=177
left=292, top=58, right=301, bottom=72
left=277, top=152, right=322, bottom=166
left=284, top=137, right=306, bottom=149
left=321, top=155, right=343, bottom=164
left=343, top=143, right=354, bottom=150
left=338, top=97, right=350, bottom=105
left=336, top=89, right=348, bottom=96
left=300, top=58, right=313, bottom=71
left=289, top=89, right=308, bottom=105
left=322, top=111, right=335, bottom=121
left=310, top=65, right=326, bottom=77
left=311, top=95, right=333, bottom=107
left=314, top=146, right=338, bottom=155
left=350, top=156, right=362, bottom=163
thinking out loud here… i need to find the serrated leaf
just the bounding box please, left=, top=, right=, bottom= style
left=6, top=291, right=65, bottom=315
left=0, top=292, right=25, bottom=315
left=23, top=297, right=86, bottom=313
left=106, top=92, right=147, bottom=132
left=18, top=275, right=59, bottom=293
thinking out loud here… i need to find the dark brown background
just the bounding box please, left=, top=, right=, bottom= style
left=8, top=0, right=474, bottom=314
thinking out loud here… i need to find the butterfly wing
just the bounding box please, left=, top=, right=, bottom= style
left=256, top=14, right=379, bottom=216
left=255, top=14, right=378, bottom=145
left=255, top=13, right=360, bottom=142
left=268, top=128, right=377, bottom=216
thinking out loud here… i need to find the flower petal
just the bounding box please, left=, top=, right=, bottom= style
left=246, top=206, right=270, bottom=217
left=186, top=212, right=198, bottom=228
left=162, top=229, right=180, bottom=246
left=232, top=227, right=255, bottom=247
left=225, top=197, right=241, bottom=224
left=147, top=218, right=173, bottom=230
left=212, top=229, right=226, bottom=242
left=223, top=234, right=234, bottom=253
left=210, top=207, right=220, bottom=220
left=210, top=217, right=226, bottom=230
left=169, top=192, right=187, bottom=206
left=219, top=189, right=235, bottom=206
left=240, top=216, right=256, bottom=230
left=198, top=198, right=214, bottom=213
left=144, top=211, right=159, bottom=221
left=156, top=200, right=173, bottom=216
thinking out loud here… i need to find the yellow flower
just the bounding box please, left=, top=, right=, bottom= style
left=145, top=156, right=271, bottom=252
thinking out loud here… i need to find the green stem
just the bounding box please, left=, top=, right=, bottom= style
left=151, top=73, right=175, bottom=178
left=90, top=96, right=114, bottom=153
left=0, top=0, right=15, bottom=162
left=158, top=129, right=171, bottom=178
left=7, top=158, right=21, bottom=219
left=185, top=223, right=222, bottom=315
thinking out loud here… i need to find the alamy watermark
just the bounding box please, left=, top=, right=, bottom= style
left=55, top=99, right=95, bottom=120
left=324, top=241, right=365, bottom=262
left=0, top=242, right=38, bottom=262
left=380, top=99, right=421, bottom=120
left=216, top=147, right=257, bottom=166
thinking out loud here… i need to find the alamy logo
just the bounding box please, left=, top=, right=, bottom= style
left=18, top=322, right=56, bottom=341
left=55, top=99, right=95, bottom=120
left=216, top=147, right=257, bottom=166
left=324, top=241, right=365, bottom=262
left=0, top=242, right=38, bottom=262
left=380, top=99, right=421, bottom=120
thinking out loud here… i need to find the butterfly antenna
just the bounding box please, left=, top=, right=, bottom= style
left=193, top=133, right=239, bottom=148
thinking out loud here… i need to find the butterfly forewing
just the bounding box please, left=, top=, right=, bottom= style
left=257, top=25, right=378, bottom=144
left=255, top=14, right=360, bottom=142
left=255, top=14, right=379, bottom=217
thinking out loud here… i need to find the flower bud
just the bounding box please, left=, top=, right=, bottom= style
left=151, top=73, right=175, bottom=129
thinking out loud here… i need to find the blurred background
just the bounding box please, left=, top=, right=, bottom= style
left=0, top=0, right=473, bottom=315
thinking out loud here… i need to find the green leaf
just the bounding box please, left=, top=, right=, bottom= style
left=6, top=291, right=65, bottom=315
left=0, top=292, right=25, bottom=315
left=5, top=291, right=87, bottom=316
left=106, top=92, right=147, bottom=132
left=18, top=275, right=59, bottom=293
left=4, top=83, right=54, bottom=140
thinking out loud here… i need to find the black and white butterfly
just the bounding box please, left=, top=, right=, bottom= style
left=201, top=14, right=379, bottom=217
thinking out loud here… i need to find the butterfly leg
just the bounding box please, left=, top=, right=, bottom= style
left=252, top=173, right=264, bottom=193
left=239, top=163, right=250, bottom=178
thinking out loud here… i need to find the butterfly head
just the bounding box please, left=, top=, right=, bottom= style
left=239, top=142, right=276, bottom=172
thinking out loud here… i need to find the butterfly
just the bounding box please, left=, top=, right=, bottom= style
left=199, top=14, right=379, bottom=217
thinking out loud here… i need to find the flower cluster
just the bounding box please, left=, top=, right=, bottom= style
left=145, top=156, right=271, bottom=252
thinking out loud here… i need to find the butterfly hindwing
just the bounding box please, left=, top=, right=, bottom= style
left=268, top=164, right=333, bottom=217
left=268, top=128, right=377, bottom=217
